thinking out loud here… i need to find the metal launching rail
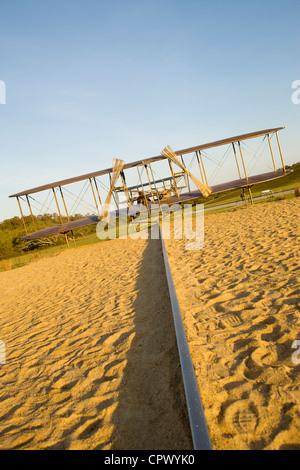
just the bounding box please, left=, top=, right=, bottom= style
left=159, top=223, right=212, bottom=450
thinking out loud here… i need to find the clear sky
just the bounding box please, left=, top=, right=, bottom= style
left=1, top=0, right=299, bottom=221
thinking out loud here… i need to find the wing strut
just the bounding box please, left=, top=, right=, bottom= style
left=162, top=146, right=212, bottom=197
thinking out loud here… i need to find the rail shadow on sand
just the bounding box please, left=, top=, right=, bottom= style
left=110, top=237, right=193, bottom=450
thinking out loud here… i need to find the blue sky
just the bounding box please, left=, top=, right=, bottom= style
left=0, top=0, right=300, bottom=221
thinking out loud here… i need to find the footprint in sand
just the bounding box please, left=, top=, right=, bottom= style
left=206, top=355, right=234, bottom=381
left=251, top=345, right=278, bottom=367
left=219, top=313, right=242, bottom=328
left=225, top=401, right=259, bottom=434
left=286, top=386, right=300, bottom=402
left=208, top=365, right=231, bottom=380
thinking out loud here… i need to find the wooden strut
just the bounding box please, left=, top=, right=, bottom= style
left=89, top=178, right=100, bottom=214
left=248, top=187, right=254, bottom=206
left=232, top=143, right=242, bottom=180
left=196, top=151, right=204, bottom=183
left=238, top=141, right=248, bottom=182
left=168, top=160, right=180, bottom=197
left=137, top=165, right=149, bottom=210
left=241, top=188, right=248, bottom=207
left=26, top=195, right=37, bottom=231
left=148, top=163, right=162, bottom=208
left=143, top=164, right=156, bottom=202
left=120, top=177, right=130, bottom=207
left=120, top=171, right=132, bottom=207
left=52, top=188, right=69, bottom=248
left=65, top=234, right=70, bottom=248
left=17, top=197, right=29, bottom=236
left=71, top=230, right=77, bottom=247
left=181, top=155, right=191, bottom=192
left=236, top=142, right=254, bottom=205
left=198, top=151, right=209, bottom=186
left=59, top=186, right=70, bottom=222
left=276, top=132, right=286, bottom=174
left=267, top=134, right=277, bottom=172
left=93, top=177, right=103, bottom=209
left=109, top=173, right=119, bottom=210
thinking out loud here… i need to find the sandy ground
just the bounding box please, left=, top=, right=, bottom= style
left=0, top=238, right=192, bottom=450
left=0, top=198, right=299, bottom=450
left=164, top=198, right=300, bottom=450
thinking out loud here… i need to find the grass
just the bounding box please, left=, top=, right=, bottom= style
left=0, top=246, right=65, bottom=272
left=0, top=232, right=104, bottom=272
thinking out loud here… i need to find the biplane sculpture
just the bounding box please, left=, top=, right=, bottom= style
left=9, top=127, right=290, bottom=242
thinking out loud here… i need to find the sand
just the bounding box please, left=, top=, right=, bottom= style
left=0, top=198, right=299, bottom=450
left=0, top=238, right=192, bottom=450
left=164, top=198, right=300, bottom=450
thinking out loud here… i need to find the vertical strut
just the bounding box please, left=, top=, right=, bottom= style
left=59, top=187, right=70, bottom=222
left=144, top=164, right=155, bottom=201
left=238, top=141, right=248, bottom=182
left=149, top=163, right=162, bottom=207
left=89, top=178, right=100, bottom=214
left=196, top=151, right=204, bottom=183
left=109, top=173, right=119, bottom=210
left=168, top=160, right=180, bottom=197
left=17, top=197, right=29, bottom=235
left=267, top=134, right=277, bottom=172
left=65, top=234, right=70, bottom=248
left=52, top=188, right=64, bottom=227
left=275, top=132, right=286, bottom=174
left=93, top=177, right=103, bottom=209
left=248, top=187, right=254, bottom=206
left=232, top=143, right=242, bottom=180
left=181, top=155, right=191, bottom=192
left=26, top=195, right=37, bottom=231
left=137, top=165, right=149, bottom=210
left=52, top=188, right=69, bottom=248
left=198, top=151, right=208, bottom=186
left=120, top=171, right=132, bottom=208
